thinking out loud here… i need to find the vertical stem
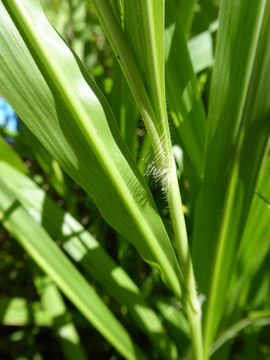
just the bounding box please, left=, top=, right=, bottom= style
left=91, top=1, right=204, bottom=357
left=167, top=159, right=203, bottom=360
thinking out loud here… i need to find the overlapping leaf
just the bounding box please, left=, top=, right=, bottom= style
left=0, top=178, right=146, bottom=360
left=123, top=0, right=167, bottom=134
left=192, top=1, right=270, bottom=354
left=33, top=270, right=87, bottom=360
left=165, top=0, right=206, bottom=184
left=175, top=0, right=197, bottom=38
left=0, top=0, right=182, bottom=297
left=110, top=60, right=139, bottom=160
left=0, top=136, right=26, bottom=173
left=0, top=159, right=178, bottom=360
left=188, top=31, right=213, bottom=74
left=224, top=155, right=270, bottom=325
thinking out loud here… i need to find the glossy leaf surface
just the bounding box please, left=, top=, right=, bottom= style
left=0, top=0, right=182, bottom=297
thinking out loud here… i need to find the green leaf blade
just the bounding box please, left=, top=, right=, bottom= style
left=0, top=179, right=145, bottom=360
left=123, top=0, right=167, bottom=134
left=0, top=0, right=182, bottom=297
left=192, top=0, right=270, bottom=355
left=0, top=160, right=178, bottom=360
left=165, top=1, right=206, bottom=183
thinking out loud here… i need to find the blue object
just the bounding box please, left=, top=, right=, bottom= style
left=0, top=97, right=19, bottom=142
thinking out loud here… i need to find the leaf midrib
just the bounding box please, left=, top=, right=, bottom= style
left=4, top=0, right=182, bottom=297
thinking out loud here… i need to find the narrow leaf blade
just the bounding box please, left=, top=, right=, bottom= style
left=0, top=179, right=145, bottom=360
left=192, top=0, right=270, bottom=353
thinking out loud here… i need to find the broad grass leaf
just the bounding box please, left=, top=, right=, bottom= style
left=0, top=0, right=182, bottom=297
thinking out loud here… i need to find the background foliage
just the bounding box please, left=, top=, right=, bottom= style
left=0, top=0, right=270, bottom=359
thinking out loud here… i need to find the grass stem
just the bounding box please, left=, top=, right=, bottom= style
left=167, top=158, right=203, bottom=360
